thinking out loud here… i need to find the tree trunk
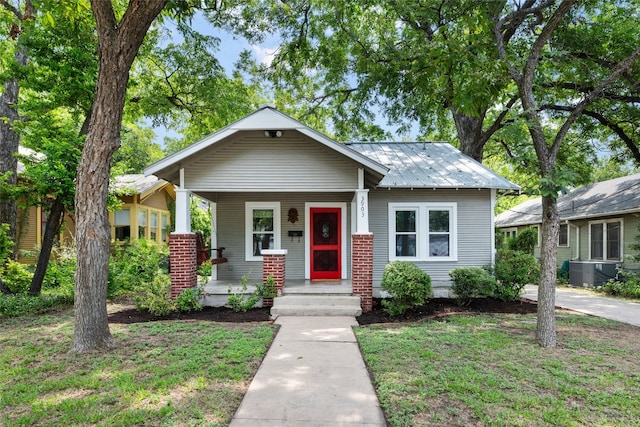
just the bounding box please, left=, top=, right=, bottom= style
left=536, top=193, right=558, bottom=347
left=451, top=108, right=486, bottom=162
left=0, top=78, right=20, bottom=258
left=29, top=198, right=65, bottom=295
left=72, top=0, right=168, bottom=353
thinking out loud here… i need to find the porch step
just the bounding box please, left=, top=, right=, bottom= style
left=270, top=295, right=362, bottom=317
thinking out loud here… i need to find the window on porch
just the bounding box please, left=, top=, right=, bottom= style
left=245, top=202, right=281, bottom=261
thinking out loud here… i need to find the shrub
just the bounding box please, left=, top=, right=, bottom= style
left=599, top=271, right=640, bottom=299
left=134, top=273, right=175, bottom=316
left=227, top=275, right=260, bottom=312
left=175, top=286, right=203, bottom=312
left=449, top=267, right=496, bottom=306
left=42, top=243, right=76, bottom=297
left=493, top=249, right=540, bottom=301
left=508, top=227, right=537, bottom=254
left=109, top=239, right=168, bottom=297
left=381, top=260, right=431, bottom=316
left=2, top=260, right=33, bottom=294
left=0, top=293, right=72, bottom=318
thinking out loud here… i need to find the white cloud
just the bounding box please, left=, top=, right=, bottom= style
left=251, top=45, right=277, bottom=67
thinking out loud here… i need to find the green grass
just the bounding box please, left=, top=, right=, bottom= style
left=355, top=313, right=640, bottom=426
left=0, top=309, right=275, bottom=426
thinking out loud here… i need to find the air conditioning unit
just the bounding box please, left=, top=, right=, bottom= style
left=569, top=261, right=620, bottom=287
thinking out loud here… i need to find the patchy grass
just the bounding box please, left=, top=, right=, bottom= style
left=355, top=313, right=640, bottom=427
left=0, top=309, right=275, bottom=426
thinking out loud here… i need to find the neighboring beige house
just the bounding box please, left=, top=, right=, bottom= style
left=16, top=173, right=174, bottom=263
left=496, top=174, right=640, bottom=286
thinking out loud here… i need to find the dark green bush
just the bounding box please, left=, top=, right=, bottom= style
left=599, top=271, right=640, bottom=299
left=381, top=260, right=431, bottom=316
left=0, top=293, right=72, bottom=318
left=449, top=267, right=496, bottom=306
left=493, top=249, right=540, bottom=301
left=507, top=227, right=538, bottom=254
left=42, top=243, right=76, bottom=297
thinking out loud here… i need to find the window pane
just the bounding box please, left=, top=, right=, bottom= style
left=396, top=211, right=416, bottom=232
left=559, top=224, right=568, bottom=246
left=150, top=212, right=158, bottom=227
left=591, top=223, right=603, bottom=259
left=429, top=234, right=450, bottom=256
left=253, top=233, right=274, bottom=256
left=115, top=210, right=130, bottom=226
left=253, top=209, right=273, bottom=232
left=138, top=211, right=147, bottom=226
left=429, top=210, right=449, bottom=232
left=396, top=235, right=416, bottom=257
left=607, top=222, right=620, bottom=260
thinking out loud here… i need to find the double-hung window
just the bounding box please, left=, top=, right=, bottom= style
left=245, top=202, right=281, bottom=261
left=558, top=223, right=569, bottom=247
left=589, top=219, right=622, bottom=261
left=389, top=203, right=457, bottom=261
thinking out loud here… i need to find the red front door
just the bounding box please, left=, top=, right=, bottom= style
left=310, top=208, right=341, bottom=280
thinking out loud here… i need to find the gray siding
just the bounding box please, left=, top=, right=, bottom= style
left=184, top=131, right=360, bottom=191
left=369, top=188, right=495, bottom=289
left=214, top=192, right=353, bottom=284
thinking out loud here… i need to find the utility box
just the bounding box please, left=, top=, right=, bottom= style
left=569, top=261, right=620, bottom=287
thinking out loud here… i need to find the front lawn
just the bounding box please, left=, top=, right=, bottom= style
left=355, top=313, right=640, bottom=426
left=0, top=308, right=275, bottom=426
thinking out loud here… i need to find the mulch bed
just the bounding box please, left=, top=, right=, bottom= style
left=108, top=297, right=538, bottom=325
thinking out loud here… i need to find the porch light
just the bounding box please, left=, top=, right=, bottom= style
left=264, top=130, right=283, bottom=138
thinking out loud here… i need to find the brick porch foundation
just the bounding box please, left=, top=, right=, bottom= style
left=352, top=233, right=374, bottom=312
left=169, top=233, right=198, bottom=298
left=262, top=249, right=287, bottom=306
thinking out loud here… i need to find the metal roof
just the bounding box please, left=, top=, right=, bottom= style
left=112, top=174, right=174, bottom=200
left=496, top=173, right=640, bottom=227
left=348, top=142, right=520, bottom=190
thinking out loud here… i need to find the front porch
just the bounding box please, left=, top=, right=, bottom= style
left=201, top=279, right=362, bottom=316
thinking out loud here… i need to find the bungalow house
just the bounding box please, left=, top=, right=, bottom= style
left=144, top=105, right=519, bottom=312
left=495, top=173, right=640, bottom=287
left=16, top=172, right=174, bottom=263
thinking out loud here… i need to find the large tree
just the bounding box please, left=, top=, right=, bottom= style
left=0, top=0, right=33, bottom=256
left=73, top=0, right=168, bottom=352
left=492, top=0, right=640, bottom=347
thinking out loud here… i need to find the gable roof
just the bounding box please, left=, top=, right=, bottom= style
left=496, top=173, right=640, bottom=227
left=112, top=174, right=175, bottom=202
left=144, top=105, right=389, bottom=181
left=348, top=143, right=520, bottom=190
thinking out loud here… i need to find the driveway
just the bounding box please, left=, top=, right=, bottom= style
left=523, top=285, right=640, bottom=327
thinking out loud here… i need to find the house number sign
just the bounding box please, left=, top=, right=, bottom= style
left=360, top=195, right=366, bottom=217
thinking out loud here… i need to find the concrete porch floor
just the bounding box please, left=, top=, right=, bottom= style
left=201, top=278, right=353, bottom=307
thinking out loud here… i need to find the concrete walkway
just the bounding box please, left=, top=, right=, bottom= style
left=230, top=316, right=387, bottom=427
left=523, top=285, right=640, bottom=326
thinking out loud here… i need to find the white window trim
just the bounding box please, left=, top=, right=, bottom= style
left=503, top=227, right=518, bottom=242
left=388, top=202, right=457, bottom=262
left=245, top=202, right=281, bottom=261
left=588, top=218, right=623, bottom=261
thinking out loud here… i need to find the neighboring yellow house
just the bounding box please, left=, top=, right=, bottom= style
left=16, top=173, right=175, bottom=263
left=109, top=174, right=175, bottom=243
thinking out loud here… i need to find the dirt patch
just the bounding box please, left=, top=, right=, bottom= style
left=108, top=297, right=540, bottom=325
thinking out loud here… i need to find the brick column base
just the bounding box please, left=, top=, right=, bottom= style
left=262, top=250, right=287, bottom=305
left=352, top=233, right=374, bottom=312
left=169, top=233, right=197, bottom=299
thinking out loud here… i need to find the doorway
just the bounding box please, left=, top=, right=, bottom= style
left=310, top=207, right=342, bottom=280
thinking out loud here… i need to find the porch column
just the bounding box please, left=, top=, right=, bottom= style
left=355, top=168, right=370, bottom=233
left=262, top=249, right=287, bottom=302
left=169, top=232, right=197, bottom=298
left=352, top=233, right=374, bottom=312
left=174, top=188, right=191, bottom=233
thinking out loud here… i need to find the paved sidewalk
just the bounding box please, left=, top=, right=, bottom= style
left=230, top=316, right=387, bottom=427
left=523, top=285, right=640, bottom=326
